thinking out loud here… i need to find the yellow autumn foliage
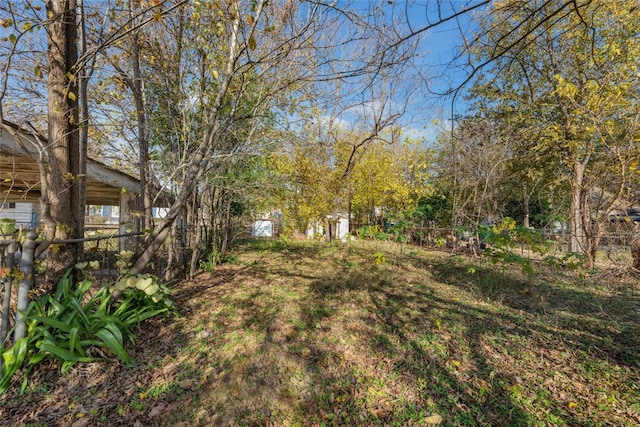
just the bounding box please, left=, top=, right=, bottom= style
left=270, top=133, right=434, bottom=232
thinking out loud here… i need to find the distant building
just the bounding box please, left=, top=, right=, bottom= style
left=86, top=205, right=120, bottom=225
left=252, top=211, right=282, bottom=238
left=253, top=220, right=273, bottom=237
left=307, top=213, right=350, bottom=242
left=0, top=202, right=40, bottom=229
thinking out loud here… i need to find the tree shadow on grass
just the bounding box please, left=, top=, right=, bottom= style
left=304, top=255, right=640, bottom=426
left=169, top=271, right=372, bottom=426
left=421, top=256, right=640, bottom=370
left=167, top=243, right=640, bottom=426
left=33, top=240, right=631, bottom=426
left=305, top=267, right=537, bottom=426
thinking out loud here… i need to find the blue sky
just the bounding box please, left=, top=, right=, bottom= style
left=320, top=0, right=485, bottom=144
left=402, top=1, right=488, bottom=143
left=1, top=0, right=486, bottom=145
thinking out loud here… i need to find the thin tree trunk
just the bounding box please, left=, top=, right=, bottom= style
left=569, top=160, right=585, bottom=253
left=186, top=191, right=199, bottom=248
left=165, top=222, right=175, bottom=280
left=631, top=228, right=640, bottom=271
left=522, top=186, right=530, bottom=228
left=77, top=0, right=88, bottom=257
left=220, top=200, right=231, bottom=256
left=189, top=220, right=202, bottom=278
left=202, top=188, right=213, bottom=249
left=129, top=9, right=243, bottom=275
left=129, top=1, right=153, bottom=231
left=188, top=191, right=202, bottom=278
left=211, top=187, right=221, bottom=257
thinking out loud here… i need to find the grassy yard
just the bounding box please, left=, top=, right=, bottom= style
left=2, top=238, right=640, bottom=426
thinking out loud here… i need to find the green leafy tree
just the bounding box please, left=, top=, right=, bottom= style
left=465, top=0, right=640, bottom=267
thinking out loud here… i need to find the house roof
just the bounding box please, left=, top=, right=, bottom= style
left=0, top=120, right=141, bottom=206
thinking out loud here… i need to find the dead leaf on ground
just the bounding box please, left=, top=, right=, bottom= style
left=424, top=413, right=443, bottom=424
left=149, top=403, right=167, bottom=418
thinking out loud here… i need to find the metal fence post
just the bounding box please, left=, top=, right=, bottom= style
left=0, top=241, right=15, bottom=345
left=13, top=231, right=37, bottom=342
left=0, top=240, right=16, bottom=373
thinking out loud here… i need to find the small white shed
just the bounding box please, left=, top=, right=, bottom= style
left=308, top=213, right=350, bottom=242
left=328, top=214, right=350, bottom=241
left=253, top=220, right=273, bottom=237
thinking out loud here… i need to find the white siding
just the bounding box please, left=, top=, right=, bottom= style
left=306, top=220, right=324, bottom=238
left=0, top=202, right=38, bottom=229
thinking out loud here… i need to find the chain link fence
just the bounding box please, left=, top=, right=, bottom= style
left=359, top=225, right=637, bottom=269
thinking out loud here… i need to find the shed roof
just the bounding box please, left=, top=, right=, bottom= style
left=0, top=120, right=140, bottom=206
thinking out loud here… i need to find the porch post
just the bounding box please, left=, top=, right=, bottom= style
left=119, top=191, right=135, bottom=252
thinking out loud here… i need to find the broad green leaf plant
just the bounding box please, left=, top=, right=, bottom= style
left=0, top=264, right=173, bottom=394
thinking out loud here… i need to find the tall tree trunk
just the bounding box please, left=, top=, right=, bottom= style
left=569, top=160, right=585, bottom=253
left=77, top=0, right=89, bottom=259
left=45, top=0, right=82, bottom=286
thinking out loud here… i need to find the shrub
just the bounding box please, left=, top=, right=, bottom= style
left=479, top=217, right=583, bottom=273
left=357, top=225, right=389, bottom=241
left=0, top=268, right=172, bottom=394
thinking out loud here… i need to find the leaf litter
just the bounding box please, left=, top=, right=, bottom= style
left=0, top=238, right=639, bottom=426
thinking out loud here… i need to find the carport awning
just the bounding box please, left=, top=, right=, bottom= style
left=0, top=120, right=141, bottom=206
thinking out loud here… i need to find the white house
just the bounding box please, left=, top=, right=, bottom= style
left=86, top=205, right=120, bottom=225
left=0, top=202, right=40, bottom=229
